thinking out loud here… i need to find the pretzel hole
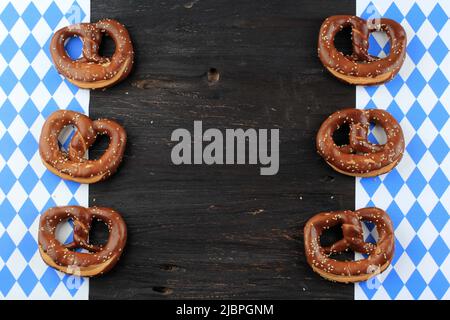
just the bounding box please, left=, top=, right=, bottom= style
left=332, top=122, right=351, bottom=146
left=65, top=36, right=83, bottom=60
left=55, top=218, right=75, bottom=246
left=320, top=224, right=354, bottom=261
left=58, top=125, right=79, bottom=154
left=88, top=219, right=110, bottom=247
left=98, top=33, right=116, bottom=58
left=368, top=31, right=390, bottom=58
left=334, top=26, right=353, bottom=56
left=89, top=134, right=111, bottom=160
left=368, top=122, right=387, bottom=145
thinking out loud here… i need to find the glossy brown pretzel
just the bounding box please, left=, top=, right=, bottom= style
left=39, top=110, right=127, bottom=184
left=304, top=207, right=394, bottom=283
left=38, top=206, right=127, bottom=277
left=318, top=15, right=406, bottom=85
left=316, top=108, right=404, bottom=177
left=50, top=19, right=134, bottom=89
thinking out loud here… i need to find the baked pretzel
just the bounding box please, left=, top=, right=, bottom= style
left=318, top=15, right=406, bottom=85
left=39, top=110, right=127, bottom=184
left=316, top=108, right=404, bottom=177
left=304, top=207, right=394, bottom=283
left=50, top=19, right=134, bottom=89
left=38, top=206, right=127, bottom=277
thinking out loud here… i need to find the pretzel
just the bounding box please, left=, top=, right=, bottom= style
left=39, top=110, right=127, bottom=184
left=318, top=15, right=406, bottom=85
left=38, top=206, right=127, bottom=277
left=316, top=108, right=404, bottom=177
left=304, top=207, right=394, bottom=283
left=50, top=19, right=134, bottom=89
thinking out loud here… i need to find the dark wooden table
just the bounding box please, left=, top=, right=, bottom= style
left=89, top=0, right=356, bottom=299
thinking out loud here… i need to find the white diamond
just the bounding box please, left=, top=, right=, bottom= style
left=417, top=151, right=439, bottom=181
left=356, top=86, right=371, bottom=108
left=417, top=252, right=439, bottom=283
left=417, top=219, right=439, bottom=249
left=399, top=55, right=415, bottom=81
left=29, top=180, right=50, bottom=211
left=31, top=18, right=52, bottom=47
left=400, top=117, right=416, bottom=145
left=355, top=180, right=370, bottom=207
left=30, top=50, right=51, bottom=80
left=417, top=185, right=439, bottom=214
left=395, top=252, right=416, bottom=283
left=395, top=152, right=416, bottom=181
left=9, top=51, right=29, bottom=80
left=52, top=180, right=73, bottom=206
left=6, top=181, right=27, bottom=212
left=417, top=118, right=439, bottom=148
left=416, top=85, right=438, bottom=115
left=441, top=254, right=450, bottom=281
left=371, top=184, right=393, bottom=209
left=417, top=52, right=438, bottom=81
left=371, top=86, right=393, bottom=110
left=440, top=20, right=450, bottom=49
left=6, top=148, right=27, bottom=178
left=9, top=18, right=30, bottom=47
left=6, top=249, right=27, bottom=279
left=0, top=20, right=8, bottom=44
left=416, top=20, right=438, bottom=49
left=27, top=251, right=48, bottom=280
left=29, top=113, right=45, bottom=142
left=417, top=0, right=439, bottom=16
left=7, top=115, right=28, bottom=145
left=8, top=82, right=28, bottom=112
left=395, top=185, right=416, bottom=213
left=394, top=85, right=415, bottom=114
left=11, top=0, right=31, bottom=15
left=396, top=217, right=416, bottom=248
left=29, top=152, right=45, bottom=179
left=441, top=219, right=450, bottom=247
left=396, top=287, right=414, bottom=300
left=6, top=214, right=27, bottom=245
left=418, top=287, right=437, bottom=300
left=53, top=82, right=74, bottom=109
left=441, top=153, right=450, bottom=180
left=30, top=83, right=51, bottom=110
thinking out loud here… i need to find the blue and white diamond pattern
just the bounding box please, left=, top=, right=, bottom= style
left=0, top=1, right=90, bottom=299
left=356, top=0, right=450, bottom=300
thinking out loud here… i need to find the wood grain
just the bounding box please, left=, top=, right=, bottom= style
left=89, top=0, right=356, bottom=299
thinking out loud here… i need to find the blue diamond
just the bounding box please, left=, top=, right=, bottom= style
left=0, top=166, right=16, bottom=194
left=43, top=3, right=63, bottom=30
left=67, top=98, right=85, bottom=113
left=429, top=202, right=449, bottom=232
left=383, top=269, right=404, bottom=299
left=385, top=3, right=404, bottom=22
left=406, top=69, right=427, bottom=96
left=406, top=201, right=427, bottom=231
left=18, top=232, right=37, bottom=262
left=0, top=267, right=16, bottom=296
left=429, top=69, right=449, bottom=97
left=359, top=176, right=382, bottom=197
left=21, top=2, right=41, bottom=30
left=18, top=165, right=39, bottom=194
left=407, top=36, right=427, bottom=64
left=62, top=274, right=85, bottom=297
left=364, top=86, right=379, bottom=97
left=406, top=270, right=427, bottom=299
left=406, top=3, right=427, bottom=32
left=0, top=232, right=15, bottom=261
left=0, top=67, right=18, bottom=94
left=40, top=170, right=61, bottom=194
left=406, top=236, right=427, bottom=265
left=368, top=34, right=383, bottom=57
left=406, top=101, right=427, bottom=130
left=429, top=36, right=448, bottom=65
left=406, top=134, right=427, bottom=164
left=406, top=168, right=427, bottom=197
left=20, top=67, right=40, bottom=95
left=383, top=170, right=404, bottom=197
left=429, top=168, right=448, bottom=197
left=386, top=74, right=404, bottom=97
left=18, top=266, right=38, bottom=296
left=0, top=3, right=19, bottom=29
left=429, top=270, right=449, bottom=299
left=429, top=101, right=449, bottom=131
left=387, top=201, right=404, bottom=227
left=21, top=35, right=41, bottom=63
left=41, top=99, right=59, bottom=119
left=0, top=99, right=17, bottom=127
left=19, top=99, right=39, bottom=127
left=386, top=100, right=404, bottom=123
left=0, top=35, right=19, bottom=63
left=429, top=236, right=449, bottom=266
left=42, top=197, right=57, bottom=213
left=18, top=132, right=38, bottom=161
left=0, top=132, right=17, bottom=160
left=392, top=238, right=404, bottom=264
left=429, top=135, right=449, bottom=164
left=40, top=268, right=60, bottom=296
left=428, top=4, right=447, bottom=32
left=64, top=180, right=81, bottom=195
left=18, top=198, right=38, bottom=229
left=0, top=197, right=16, bottom=228
left=360, top=2, right=380, bottom=20
left=42, top=68, right=62, bottom=95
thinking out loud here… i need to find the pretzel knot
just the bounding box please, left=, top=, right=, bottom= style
left=304, top=208, right=394, bottom=283
left=316, top=108, right=404, bottom=177
left=38, top=206, right=127, bottom=277
left=39, top=110, right=127, bottom=184
left=318, top=15, right=406, bottom=85
left=50, top=19, right=134, bottom=89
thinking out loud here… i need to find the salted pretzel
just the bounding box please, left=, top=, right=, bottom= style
left=304, top=207, right=394, bottom=283
left=38, top=206, right=127, bottom=277
left=316, top=108, right=404, bottom=177
left=39, top=110, right=127, bottom=184
left=50, top=19, right=134, bottom=89
left=318, top=15, right=406, bottom=85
